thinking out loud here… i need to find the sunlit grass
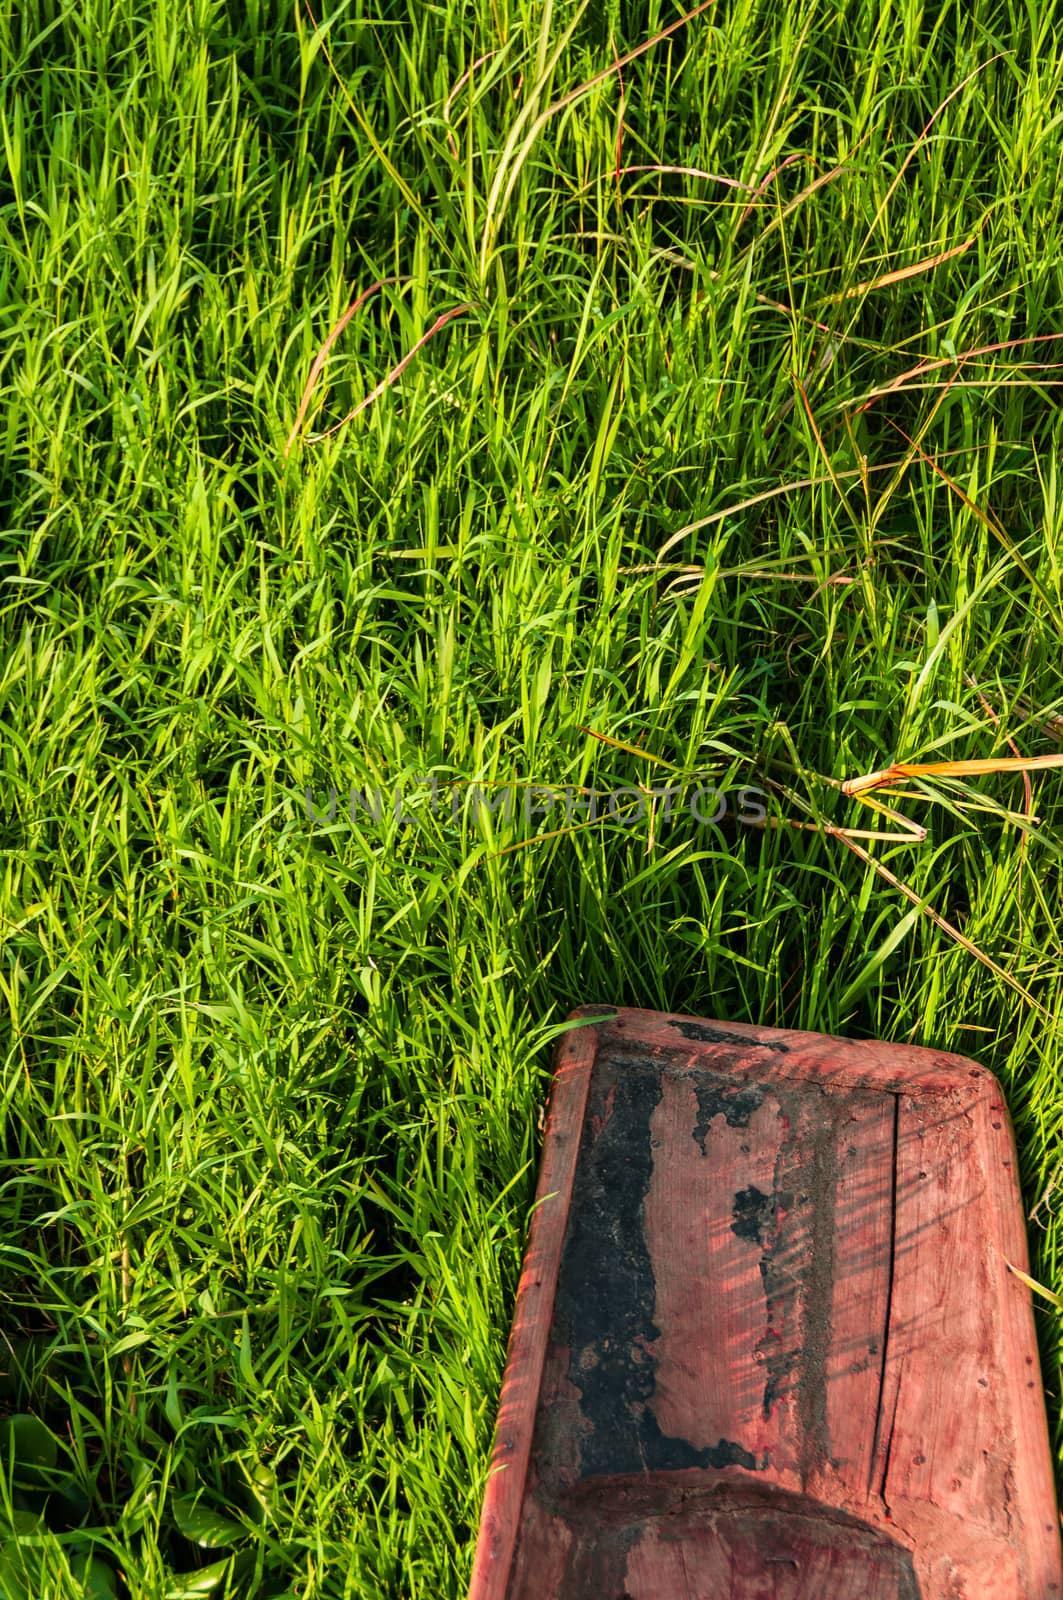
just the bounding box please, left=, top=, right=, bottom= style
left=2, top=0, right=1063, bottom=1594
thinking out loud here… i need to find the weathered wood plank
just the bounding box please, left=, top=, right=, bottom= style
left=466, top=1018, right=598, bottom=1596
left=469, top=1008, right=1063, bottom=1600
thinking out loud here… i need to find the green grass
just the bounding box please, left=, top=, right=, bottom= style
left=2, top=0, right=1063, bottom=1592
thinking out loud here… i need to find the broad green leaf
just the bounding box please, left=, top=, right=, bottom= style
left=70, top=1551, right=120, bottom=1600
left=171, top=1495, right=246, bottom=1550
left=0, top=1417, right=57, bottom=1485
left=164, top=1557, right=231, bottom=1599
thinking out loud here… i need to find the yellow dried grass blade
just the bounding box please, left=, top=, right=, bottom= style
left=843, top=754, right=1063, bottom=796
left=1004, top=1260, right=1062, bottom=1309
left=818, top=234, right=978, bottom=303
left=578, top=726, right=692, bottom=775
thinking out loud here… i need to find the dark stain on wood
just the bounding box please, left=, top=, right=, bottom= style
left=692, top=1076, right=764, bottom=1148
left=554, top=1055, right=765, bottom=1481
left=671, top=1017, right=792, bottom=1053
left=798, top=1099, right=840, bottom=1492
left=731, top=1183, right=787, bottom=1245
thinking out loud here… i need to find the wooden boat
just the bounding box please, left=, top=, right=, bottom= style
left=468, top=1007, right=1063, bottom=1599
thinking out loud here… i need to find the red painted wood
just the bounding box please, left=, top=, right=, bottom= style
left=468, top=1008, right=1063, bottom=1600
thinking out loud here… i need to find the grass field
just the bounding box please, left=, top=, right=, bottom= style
left=3, top=0, right=1063, bottom=1593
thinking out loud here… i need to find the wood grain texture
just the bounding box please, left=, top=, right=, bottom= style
left=468, top=1008, right=1063, bottom=1600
